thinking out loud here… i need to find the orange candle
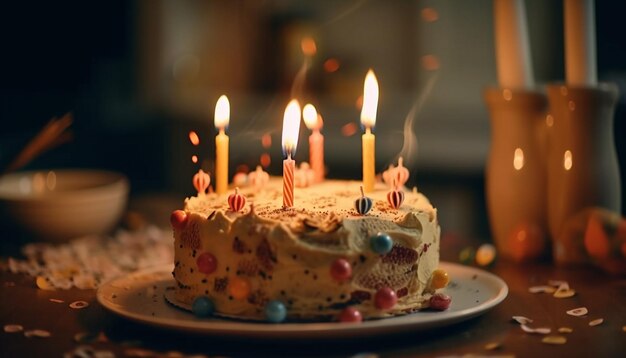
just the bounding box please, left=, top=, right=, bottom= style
left=303, top=103, right=324, bottom=183
left=282, top=99, right=301, bottom=208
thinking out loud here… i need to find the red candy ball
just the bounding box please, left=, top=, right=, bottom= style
left=374, top=287, right=398, bottom=310
left=330, top=259, right=352, bottom=282
left=170, top=210, right=188, bottom=230
left=339, top=307, right=363, bottom=323
left=429, top=293, right=451, bottom=310
left=196, top=252, right=217, bottom=275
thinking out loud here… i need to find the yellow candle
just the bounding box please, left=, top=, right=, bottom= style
left=214, top=95, right=230, bottom=195
left=360, top=69, right=379, bottom=193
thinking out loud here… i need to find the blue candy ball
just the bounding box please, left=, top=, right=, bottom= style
left=192, top=296, right=215, bottom=318
left=265, top=300, right=287, bottom=323
left=370, top=232, right=393, bottom=254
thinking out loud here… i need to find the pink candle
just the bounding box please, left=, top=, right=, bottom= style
left=283, top=155, right=295, bottom=207
left=282, top=99, right=301, bottom=208
left=303, top=104, right=324, bottom=183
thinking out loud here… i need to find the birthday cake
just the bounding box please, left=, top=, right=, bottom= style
left=170, top=176, right=447, bottom=322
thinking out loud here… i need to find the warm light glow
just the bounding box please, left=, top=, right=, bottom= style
left=301, top=37, right=317, bottom=56
left=282, top=99, right=301, bottom=157
left=303, top=104, right=319, bottom=130
left=191, top=155, right=198, bottom=163
left=360, top=69, right=379, bottom=129
left=421, top=55, right=440, bottom=71
left=421, top=7, right=439, bottom=22
left=324, top=58, right=340, bottom=73
left=546, top=114, right=554, bottom=127
left=261, top=134, right=272, bottom=148
left=188, top=131, right=200, bottom=145
left=513, top=148, right=524, bottom=170
left=46, top=171, right=57, bottom=191
left=341, top=122, right=358, bottom=137
left=260, top=153, right=271, bottom=168
left=214, top=95, right=230, bottom=130
left=564, top=150, right=573, bottom=170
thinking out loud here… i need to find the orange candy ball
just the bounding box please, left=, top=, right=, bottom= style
left=228, top=277, right=251, bottom=300
left=430, top=269, right=449, bottom=289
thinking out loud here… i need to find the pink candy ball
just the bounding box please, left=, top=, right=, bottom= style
left=330, top=259, right=352, bottom=282
left=374, top=287, right=398, bottom=310
left=429, top=293, right=451, bottom=311
left=170, top=210, right=187, bottom=230
left=196, top=252, right=218, bottom=275
left=339, top=307, right=363, bottom=323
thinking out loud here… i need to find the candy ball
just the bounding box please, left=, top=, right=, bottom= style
left=339, top=307, right=363, bottom=323
left=192, top=296, right=215, bottom=317
left=170, top=210, right=187, bottom=230
left=370, top=233, right=393, bottom=254
left=228, top=188, right=247, bottom=212
left=330, top=259, right=352, bottom=282
left=355, top=186, right=373, bottom=215
left=475, top=243, right=497, bottom=267
left=196, top=252, right=217, bottom=275
left=374, top=287, right=398, bottom=310
left=265, top=300, right=287, bottom=323
left=387, top=189, right=405, bottom=209
left=429, top=293, right=451, bottom=310
left=459, top=247, right=475, bottom=265
left=430, top=269, right=449, bottom=289
left=228, top=277, right=251, bottom=300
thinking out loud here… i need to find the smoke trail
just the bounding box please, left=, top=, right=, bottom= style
left=395, top=71, right=439, bottom=168
left=291, top=57, right=311, bottom=99
left=322, top=0, right=369, bottom=27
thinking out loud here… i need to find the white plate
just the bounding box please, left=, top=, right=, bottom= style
left=96, top=262, right=508, bottom=339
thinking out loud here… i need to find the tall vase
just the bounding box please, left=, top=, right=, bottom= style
left=484, top=88, right=549, bottom=261
left=546, top=84, right=621, bottom=263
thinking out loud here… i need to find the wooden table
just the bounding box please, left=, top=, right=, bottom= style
left=1, top=259, right=624, bottom=357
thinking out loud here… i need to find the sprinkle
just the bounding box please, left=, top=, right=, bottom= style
left=528, top=285, right=556, bottom=294
left=69, top=300, right=89, bottom=309
left=49, top=298, right=64, bottom=303
left=553, top=288, right=576, bottom=298
left=566, top=307, right=588, bottom=317
left=558, top=327, right=574, bottom=333
left=4, top=324, right=23, bottom=333
left=484, top=342, right=501, bottom=350
left=521, top=324, right=551, bottom=334
left=542, top=335, right=567, bottom=345
left=36, top=276, right=56, bottom=290
left=24, top=329, right=51, bottom=338
left=512, top=316, right=533, bottom=325
left=589, top=318, right=604, bottom=327
left=548, top=280, right=569, bottom=288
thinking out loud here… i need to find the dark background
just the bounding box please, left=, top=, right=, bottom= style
left=0, top=0, right=624, bottom=240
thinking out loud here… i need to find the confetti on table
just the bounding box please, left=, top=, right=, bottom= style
left=49, top=298, right=64, bottom=303
left=512, top=316, right=533, bottom=325
left=69, top=300, right=89, bottom=309
left=542, top=335, right=567, bottom=345
left=589, top=318, right=604, bottom=327
left=24, top=329, right=51, bottom=338
left=484, top=342, right=502, bottom=350
left=125, top=348, right=157, bottom=357
left=528, top=285, right=556, bottom=294
left=548, top=280, right=569, bottom=288
left=3, top=324, right=23, bottom=333
left=566, top=307, right=588, bottom=317
left=553, top=287, right=576, bottom=298
left=558, top=327, right=574, bottom=333
left=521, top=324, right=551, bottom=334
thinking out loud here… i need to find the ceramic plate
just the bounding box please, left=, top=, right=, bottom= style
left=96, top=262, right=508, bottom=339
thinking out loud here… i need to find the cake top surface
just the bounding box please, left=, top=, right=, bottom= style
left=184, top=178, right=435, bottom=225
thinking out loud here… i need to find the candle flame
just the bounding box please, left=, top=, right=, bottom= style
left=282, top=99, right=301, bottom=157
left=360, top=69, right=379, bottom=129
left=303, top=104, right=319, bottom=130
left=214, top=95, right=230, bottom=130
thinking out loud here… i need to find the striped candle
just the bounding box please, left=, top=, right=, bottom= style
left=283, top=155, right=295, bottom=208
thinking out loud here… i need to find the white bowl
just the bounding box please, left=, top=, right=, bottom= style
left=0, top=169, right=129, bottom=242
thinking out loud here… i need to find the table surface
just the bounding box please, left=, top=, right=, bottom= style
left=1, top=197, right=625, bottom=357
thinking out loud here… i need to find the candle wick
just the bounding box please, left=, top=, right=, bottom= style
left=219, top=128, right=225, bottom=135
left=365, top=127, right=372, bottom=135
left=360, top=186, right=365, bottom=197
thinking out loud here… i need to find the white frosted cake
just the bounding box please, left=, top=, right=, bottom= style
left=170, top=178, right=446, bottom=321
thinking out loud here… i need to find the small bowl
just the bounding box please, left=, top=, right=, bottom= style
left=0, top=169, right=129, bottom=242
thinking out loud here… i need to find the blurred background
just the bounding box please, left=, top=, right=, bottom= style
left=1, top=0, right=624, bottom=242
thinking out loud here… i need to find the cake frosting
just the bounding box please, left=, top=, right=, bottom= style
left=171, top=178, right=442, bottom=320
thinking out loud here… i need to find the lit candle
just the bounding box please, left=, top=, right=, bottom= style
left=565, top=0, right=597, bottom=86
left=214, top=95, right=230, bottom=195
left=303, top=103, right=324, bottom=183
left=282, top=99, right=301, bottom=208
left=361, top=69, right=379, bottom=193
left=493, top=0, right=534, bottom=88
